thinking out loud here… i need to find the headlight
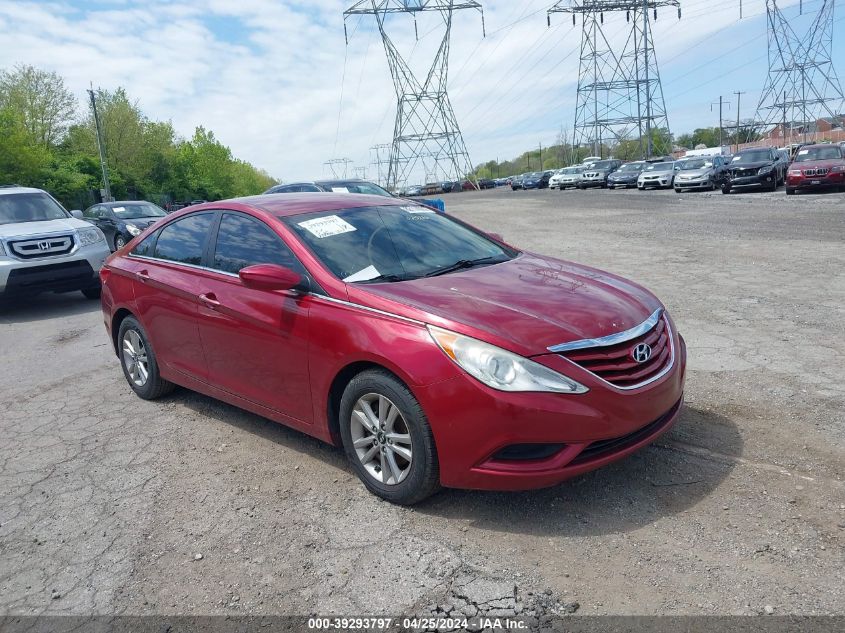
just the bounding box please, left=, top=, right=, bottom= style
left=758, top=165, right=774, bottom=175
left=77, top=227, right=105, bottom=246
left=428, top=326, right=588, bottom=394
left=831, top=165, right=845, bottom=173
left=125, top=223, right=142, bottom=236
left=789, top=169, right=803, bottom=176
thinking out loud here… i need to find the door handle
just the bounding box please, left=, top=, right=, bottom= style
left=198, top=293, right=221, bottom=309
left=136, top=269, right=150, bottom=283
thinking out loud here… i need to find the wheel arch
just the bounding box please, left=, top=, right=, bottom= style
left=110, top=307, right=135, bottom=356
left=325, top=360, right=413, bottom=447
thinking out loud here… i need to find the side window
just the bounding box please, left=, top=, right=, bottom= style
left=212, top=213, right=306, bottom=275
left=131, top=231, right=157, bottom=257
left=153, top=213, right=214, bottom=266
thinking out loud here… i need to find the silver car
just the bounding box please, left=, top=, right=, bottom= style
left=637, top=162, right=678, bottom=190
left=0, top=186, right=109, bottom=300
left=673, top=156, right=729, bottom=192
left=555, top=166, right=585, bottom=190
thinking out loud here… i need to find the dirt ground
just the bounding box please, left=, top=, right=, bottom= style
left=1, top=186, right=843, bottom=619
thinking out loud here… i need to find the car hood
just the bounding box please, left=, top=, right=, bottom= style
left=728, top=161, right=771, bottom=171
left=676, top=168, right=713, bottom=177
left=641, top=170, right=673, bottom=176
left=121, top=217, right=162, bottom=228
left=0, top=217, right=87, bottom=238
left=609, top=171, right=639, bottom=179
left=793, top=160, right=845, bottom=169
left=351, top=253, right=661, bottom=356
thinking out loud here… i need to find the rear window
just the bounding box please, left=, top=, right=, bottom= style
left=0, top=192, right=69, bottom=225
left=153, top=213, right=215, bottom=266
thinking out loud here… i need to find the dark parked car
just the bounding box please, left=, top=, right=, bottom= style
left=579, top=160, right=624, bottom=189
left=607, top=162, right=647, bottom=189
left=723, top=147, right=787, bottom=194
left=478, top=179, right=496, bottom=190
left=511, top=174, right=526, bottom=191
left=101, top=193, right=686, bottom=504
left=521, top=171, right=554, bottom=190
left=265, top=180, right=393, bottom=197
left=82, top=201, right=168, bottom=251
left=785, top=144, right=845, bottom=194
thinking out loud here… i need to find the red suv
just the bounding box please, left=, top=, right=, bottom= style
left=100, top=194, right=686, bottom=504
left=786, top=144, right=845, bottom=195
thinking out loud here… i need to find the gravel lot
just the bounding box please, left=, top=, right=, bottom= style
left=1, top=187, right=843, bottom=619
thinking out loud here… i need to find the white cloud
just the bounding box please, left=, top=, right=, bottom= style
left=0, top=0, right=819, bottom=183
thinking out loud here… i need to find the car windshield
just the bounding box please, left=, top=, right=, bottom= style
left=794, top=146, right=843, bottom=162
left=284, top=205, right=515, bottom=283
left=592, top=161, right=614, bottom=169
left=0, top=192, right=69, bottom=225
left=320, top=182, right=393, bottom=197
left=679, top=159, right=709, bottom=170
left=111, top=202, right=167, bottom=219
left=619, top=163, right=644, bottom=172
left=733, top=150, right=771, bottom=164
left=525, top=173, right=540, bottom=178
left=563, top=168, right=581, bottom=174
left=645, top=163, right=672, bottom=171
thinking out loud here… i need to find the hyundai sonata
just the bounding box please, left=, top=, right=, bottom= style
left=100, top=194, right=686, bottom=504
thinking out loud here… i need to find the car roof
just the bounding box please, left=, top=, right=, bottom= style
left=206, top=192, right=408, bottom=219
left=0, top=185, right=45, bottom=196
left=101, top=200, right=156, bottom=206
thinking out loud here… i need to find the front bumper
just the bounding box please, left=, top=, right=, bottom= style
left=638, top=178, right=671, bottom=189
left=608, top=179, right=636, bottom=188
left=415, top=332, right=688, bottom=490
left=580, top=177, right=607, bottom=188
left=0, top=243, right=109, bottom=297
left=728, top=173, right=776, bottom=188
left=674, top=178, right=712, bottom=189
left=787, top=173, right=845, bottom=190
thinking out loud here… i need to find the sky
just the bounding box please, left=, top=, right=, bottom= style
left=0, top=0, right=842, bottom=184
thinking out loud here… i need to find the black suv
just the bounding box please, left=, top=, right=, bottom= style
left=722, top=147, right=788, bottom=194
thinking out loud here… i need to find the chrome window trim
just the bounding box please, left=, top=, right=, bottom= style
left=127, top=253, right=240, bottom=278
left=547, top=308, right=663, bottom=353
left=554, top=315, right=676, bottom=393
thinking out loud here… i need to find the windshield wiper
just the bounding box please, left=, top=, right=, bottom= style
left=357, top=273, right=413, bottom=284
left=425, top=256, right=503, bottom=278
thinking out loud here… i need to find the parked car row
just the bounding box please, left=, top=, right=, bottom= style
left=508, top=143, right=845, bottom=196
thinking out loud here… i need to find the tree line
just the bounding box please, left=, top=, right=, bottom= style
left=0, top=65, right=277, bottom=210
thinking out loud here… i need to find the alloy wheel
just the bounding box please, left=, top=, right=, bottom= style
left=122, top=329, right=149, bottom=387
left=115, top=235, right=126, bottom=250
left=350, top=393, right=413, bottom=485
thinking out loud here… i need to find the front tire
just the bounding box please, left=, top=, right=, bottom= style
left=114, top=234, right=127, bottom=251
left=339, top=369, right=440, bottom=505
left=117, top=316, right=175, bottom=400
left=81, top=286, right=101, bottom=300
left=721, top=184, right=732, bottom=195
left=786, top=187, right=796, bottom=196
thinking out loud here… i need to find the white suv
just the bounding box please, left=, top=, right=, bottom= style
left=0, top=186, right=110, bottom=300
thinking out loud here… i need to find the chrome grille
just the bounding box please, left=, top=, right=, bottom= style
left=803, top=168, right=829, bottom=176
left=8, top=235, right=75, bottom=259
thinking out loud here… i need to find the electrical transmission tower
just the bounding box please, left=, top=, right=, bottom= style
left=324, top=158, right=353, bottom=178
left=548, top=1, right=680, bottom=159
left=370, top=143, right=392, bottom=187
left=344, top=1, right=485, bottom=190
left=353, top=166, right=369, bottom=179
left=755, top=0, right=844, bottom=144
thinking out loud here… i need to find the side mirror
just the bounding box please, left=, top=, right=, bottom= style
left=70, top=210, right=84, bottom=219
left=239, top=264, right=305, bottom=292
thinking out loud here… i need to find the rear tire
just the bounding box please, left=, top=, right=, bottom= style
left=721, top=184, right=732, bottom=195
left=339, top=369, right=440, bottom=505
left=117, top=316, right=175, bottom=400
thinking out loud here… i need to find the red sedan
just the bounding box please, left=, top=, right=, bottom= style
left=100, top=194, right=686, bottom=504
left=786, top=143, right=845, bottom=194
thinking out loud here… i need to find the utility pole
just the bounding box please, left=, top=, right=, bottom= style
left=734, top=91, right=746, bottom=151
left=711, top=96, right=730, bottom=148
left=539, top=143, right=543, bottom=169
left=782, top=90, right=788, bottom=145
left=87, top=85, right=112, bottom=202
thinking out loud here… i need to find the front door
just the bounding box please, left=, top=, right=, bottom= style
left=194, top=211, right=313, bottom=423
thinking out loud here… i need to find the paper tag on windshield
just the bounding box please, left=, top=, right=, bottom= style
left=298, top=215, right=356, bottom=239
left=330, top=187, right=350, bottom=193
left=343, top=265, right=380, bottom=282
left=798, top=150, right=809, bottom=155
left=402, top=205, right=433, bottom=214
left=113, top=206, right=125, bottom=212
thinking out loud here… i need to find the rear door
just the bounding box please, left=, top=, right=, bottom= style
left=127, top=211, right=216, bottom=381
left=194, top=211, right=313, bottom=422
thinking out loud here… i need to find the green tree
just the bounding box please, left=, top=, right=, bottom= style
left=0, top=106, right=52, bottom=184
left=0, top=65, right=77, bottom=147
